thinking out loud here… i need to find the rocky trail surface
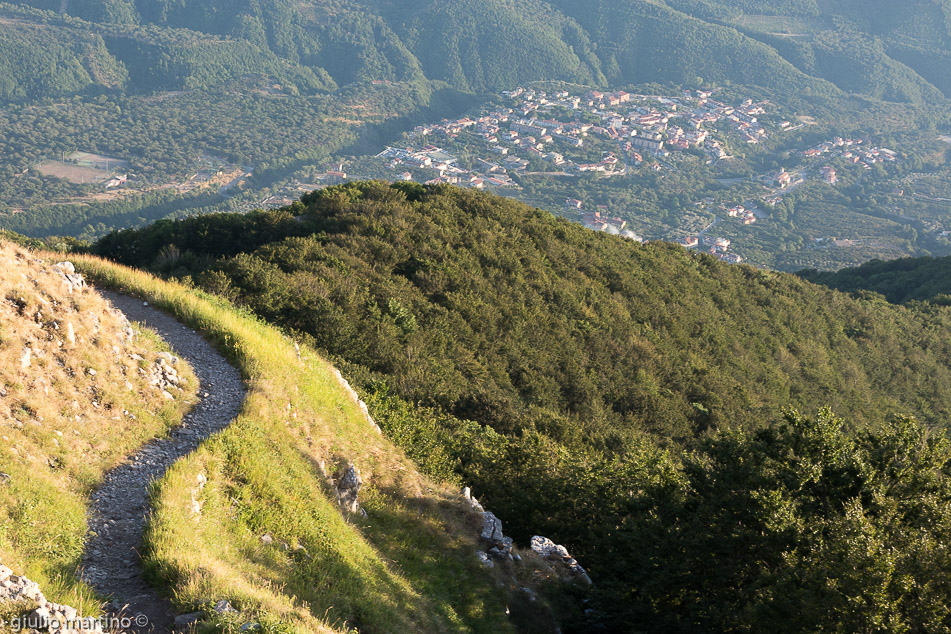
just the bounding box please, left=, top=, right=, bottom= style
left=81, top=292, right=245, bottom=633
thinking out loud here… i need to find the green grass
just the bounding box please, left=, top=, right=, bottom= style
left=70, top=255, right=549, bottom=633
left=0, top=241, right=197, bottom=623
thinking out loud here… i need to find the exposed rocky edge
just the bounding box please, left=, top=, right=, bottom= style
left=464, top=488, right=592, bottom=585
left=530, top=536, right=593, bottom=585
left=51, top=260, right=86, bottom=295
left=0, top=563, right=104, bottom=632
left=330, top=367, right=382, bottom=434
left=465, top=489, right=518, bottom=568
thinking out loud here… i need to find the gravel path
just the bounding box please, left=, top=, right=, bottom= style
left=81, top=292, right=246, bottom=633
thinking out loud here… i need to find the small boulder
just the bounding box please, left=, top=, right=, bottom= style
left=213, top=600, right=238, bottom=615
left=174, top=611, right=204, bottom=628
left=475, top=551, right=494, bottom=568
left=480, top=512, right=504, bottom=543
left=336, top=463, right=363, bottom=515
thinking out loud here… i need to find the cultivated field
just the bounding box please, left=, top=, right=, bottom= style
left=35, top=160, right=111, bottom=184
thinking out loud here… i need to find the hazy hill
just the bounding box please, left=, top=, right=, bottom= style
left=94, top=182, right=951, bottom=628
left=6, top=0, right=951, bottom=102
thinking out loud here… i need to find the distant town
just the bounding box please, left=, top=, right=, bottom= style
left=48, top=85, right=900, bottom=265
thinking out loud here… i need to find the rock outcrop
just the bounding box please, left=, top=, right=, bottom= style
left=464, top=490, right=516, bottom=565
left=463, top=489, right=592, bottom=585
left=531, top=536, right=593, bottom=585
left=336, top=463, right=365, bottom=516
left=52, top=261, right=85, bottom=294
left=0, top=564, right=103, bottom=632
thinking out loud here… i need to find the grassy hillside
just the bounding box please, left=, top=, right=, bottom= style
left=93, top=181, right=951, bottom=628
left=69, top=252, right=565, bottom=633
left=0, top=240, right=196, bottom=617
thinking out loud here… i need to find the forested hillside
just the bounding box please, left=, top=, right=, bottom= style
left=6, top=0, right=951, bottom=245
left=94, top=182, right=951, bottom=630
left=8, top=0, right=951, bottom=104
left=802, top=254, right=951, bottom=304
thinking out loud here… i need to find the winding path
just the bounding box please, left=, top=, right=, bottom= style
left=81, top=292, right=245, bottom=633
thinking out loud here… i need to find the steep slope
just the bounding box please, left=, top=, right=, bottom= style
left=91, top=182, right=951, bottom=631
left=67, top=253, right=569, bottom=633
left=549, top=0, right=841, bottom=98
left=96, top=182, right=951, bottom=441
left=0, top=18, right=128, bottom=100
left=0, top=241, right=196, bottom=619
left=9, top=0, right=951, bottom=102
left=391, top=0, right=605, bottom=92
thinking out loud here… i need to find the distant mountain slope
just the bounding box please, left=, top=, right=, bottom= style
left=549, top=0, right=840, bottom=97
left=801, top=255, right=951, bottom=304
left=6, top=0, right=951, bottom=101
left=393, top=0, right=605, bottom=92
left=0, top=18, right=128, bottom=100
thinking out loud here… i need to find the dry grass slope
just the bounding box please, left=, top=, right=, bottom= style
left=68, top=255, right=562, bottom=633
left=0, top=241, right=197, bottom=618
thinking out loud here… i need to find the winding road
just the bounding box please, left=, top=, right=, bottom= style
left=81, top=292, right=245, bottom=633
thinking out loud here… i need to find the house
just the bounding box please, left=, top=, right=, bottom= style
left=325, top=171, right=347, bottom=185
left=820, top=165, right=837, bottom=185
left=512, top=121, right=548, bottom=137
left=105, top=174, right=128, bottom=189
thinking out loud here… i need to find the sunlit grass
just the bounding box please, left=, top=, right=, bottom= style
left=0, top=241, right=197, bottom=622
left=68, top=254, right=529, bottom=633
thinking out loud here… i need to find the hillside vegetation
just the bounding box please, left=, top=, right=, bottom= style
left=94, top=182, right=951, bottom=630
left=802, top=254, right=951, bottom=305
left=69, top=252, right=566, bottom=633
left=6, top=0, right=951, bottom=103
left=0, top=241, right=196, bottom=618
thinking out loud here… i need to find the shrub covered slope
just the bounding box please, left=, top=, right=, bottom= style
left=94, top=181, right=951, bottom=630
